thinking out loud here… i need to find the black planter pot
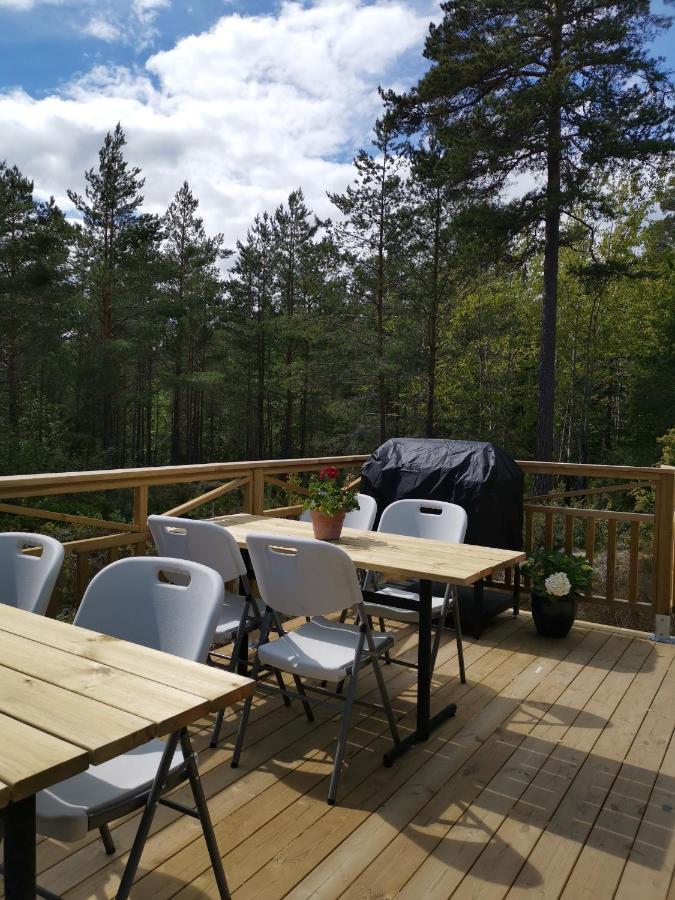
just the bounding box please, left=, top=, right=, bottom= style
left=531, top=592, right=577, bottom=638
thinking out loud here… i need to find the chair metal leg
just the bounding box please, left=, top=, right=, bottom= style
left=326, top=646, right=362, bottom=806
left=230, top=689, right=254, bottom=769
left=210, top=708, right=225, bottom=748
left=268, top=612, right=292, bottom=707
left=364, top=626, right=400, bottom=746
left=231, top=610, right=275, bottom=767
left=378, top=616, right=392, bottom=664
left=231, top=651, right=264, bottom=769
left=179, top=729, right=231, bottom=899
left=99, top=823, right=116, bottom=855
left=431, top=589, right=451, bottom=674
left=275, top=669, right=292, bottom=708
left=293, top=674, right=315, bottom=722
left=211, top=624, right=250, bottom=747
left=117, top=731, right=181, bottom=900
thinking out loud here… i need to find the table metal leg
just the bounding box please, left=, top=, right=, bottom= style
left=382, top=578, right=457, bottom=767
left=471, top=577, right=485, bottom=638
left=416, top=578, right=432, bottom=739
left=3, top=795, right=36, bottom=900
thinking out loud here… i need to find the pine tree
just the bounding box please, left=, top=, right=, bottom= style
left=68, top=123, right=146, bottom=462
left=386, top=0, right=674, bottom=465
left=227, top=213, right=275, bottom=458
left=0, top=163, right=73, bottom=469
left=329, top=120, right=407, bottom=443
left=161, top=181, right=227, bottom=463
left=271, top=189, right=321, bottom=457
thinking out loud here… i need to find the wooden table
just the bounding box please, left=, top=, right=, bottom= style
left=213, top=514, right=525, bottom=764
left=0, top=604, right=253, bottom=900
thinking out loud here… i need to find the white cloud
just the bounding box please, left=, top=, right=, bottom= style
left=133, top=0, right=169, bottom=17
left=0, top=0, right=431, bottom=247
left=1, top=0, right=171, bottom=43
left=0, top=0, right=67, bottom=8
left=81, top=15, right=121, bottom=42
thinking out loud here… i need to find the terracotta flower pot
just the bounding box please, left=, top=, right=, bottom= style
left=310, top=509, right=346, bottom=541
left=531, top=591, right=577, bottom=638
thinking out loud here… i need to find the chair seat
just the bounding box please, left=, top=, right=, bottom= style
left=213, top=590, right=255, bottom=641
left=362, top=585, right=448, bottom=623
left=36, top=739, right=184, bottom=843
left=258, top=616, right=394, bottom=682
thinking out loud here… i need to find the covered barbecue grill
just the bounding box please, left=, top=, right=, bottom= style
left=360, top=438, right=524, bottom=636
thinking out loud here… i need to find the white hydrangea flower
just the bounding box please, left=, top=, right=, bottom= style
left=545, top=572, right=571, bottom=597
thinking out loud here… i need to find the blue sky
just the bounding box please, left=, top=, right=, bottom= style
left=0, top=2, right=250, bottom=95
left=2, top=1, right=672, bottom=96
left=0, top=0, right=672, bottom=247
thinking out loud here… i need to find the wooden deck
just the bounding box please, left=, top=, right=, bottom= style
left=15, top=613, right=675, bottom=900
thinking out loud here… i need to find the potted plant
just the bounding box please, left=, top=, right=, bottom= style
left=303, top=466, right=359, bottom=541
left=522, top=548, right=594, bottom=638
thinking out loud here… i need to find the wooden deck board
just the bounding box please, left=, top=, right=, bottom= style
left=17, top=615, right=675, bottom=900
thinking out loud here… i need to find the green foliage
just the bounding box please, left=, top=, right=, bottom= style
left=385, top=0, right=674, bottom=463
left=0, top=117, right=672, bottom=479
left=658, top=428, right=675, bottom=466
left=522, top=548, right=594, bottom=598
left=302, top=467, right=359, bottom=516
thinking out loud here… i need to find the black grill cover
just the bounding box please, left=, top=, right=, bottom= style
left=361, top=438, right=523, bottom=551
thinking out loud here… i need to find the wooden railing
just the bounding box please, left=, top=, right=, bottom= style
left=516, top=461, right=675, bottom=637
left=0, top=456, right=672, bottom=635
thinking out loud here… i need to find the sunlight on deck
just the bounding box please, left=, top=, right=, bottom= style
left=25, top=613, right=675, bottom=900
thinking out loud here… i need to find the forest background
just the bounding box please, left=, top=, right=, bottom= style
left=1, top=3, right=674, bottom=486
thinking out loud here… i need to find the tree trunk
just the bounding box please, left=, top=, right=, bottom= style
left=101, top=281, right=114, bottom=461
left=171, top=360, right=183, bottom=464
left=425, top=195, right=441, bottom=437
left=535, top=4, right=563, bottom=491
left=376, top=228, right=387, bottom=443
left=283, top=376, right=293, bottom=458
left=257, top=305, right=265, bottom=458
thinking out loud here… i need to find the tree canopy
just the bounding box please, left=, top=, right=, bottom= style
left=384, top=0, right=674, bottom=466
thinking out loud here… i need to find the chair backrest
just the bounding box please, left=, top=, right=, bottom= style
left=299, top=493, right=378, bottom=531
left=0, top=532, right=64, bottom=615
left=74, top=557, right=224, bottom=662
left=148, top=515, right=247, bottom=584
left=247, top=533, right=363, bottom=618
left=378, top=499, right=468, bottom=544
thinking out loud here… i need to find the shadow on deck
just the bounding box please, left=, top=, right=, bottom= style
left=23, top=613, right=675, bottom=900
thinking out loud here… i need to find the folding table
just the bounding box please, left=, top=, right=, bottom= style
left=0, top=604, right=253, bottom=900
left=213, top=514, right=525, bottom=765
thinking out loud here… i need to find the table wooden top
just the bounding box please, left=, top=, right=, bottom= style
left=213, top=514, right=525, bottom=585
left=0, top=604, right=254, bottom=806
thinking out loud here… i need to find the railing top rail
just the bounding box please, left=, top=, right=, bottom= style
left=0, top=455, right=669, bottom=500
left=515, top=460, right=665, bottom=480
left=0, top=455, right=370, bottom=498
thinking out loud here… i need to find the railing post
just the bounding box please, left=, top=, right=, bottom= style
left=241, top=470, right=253, bottom=514
left=133, top=484, right=149, bottom=556
left=652, top=467, right=675, bottom=642
left=251, top=469, right=265, bottom=516
left=76, top=552, right=89, bottom=603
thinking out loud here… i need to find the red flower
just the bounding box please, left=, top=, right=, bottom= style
left=319, top=465, right=340, bottom=480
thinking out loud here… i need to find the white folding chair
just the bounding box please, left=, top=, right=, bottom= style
left=231, top=534, right=400, bottom=805
left=34, top=557, right=231, bottom=899
left=148, top=514, right=267, bottom=747
left=300, top=492, right=378, bottom=531
left=0, top=532, right=64, bottom=615
left=361, top=499, right=467, bottom=680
